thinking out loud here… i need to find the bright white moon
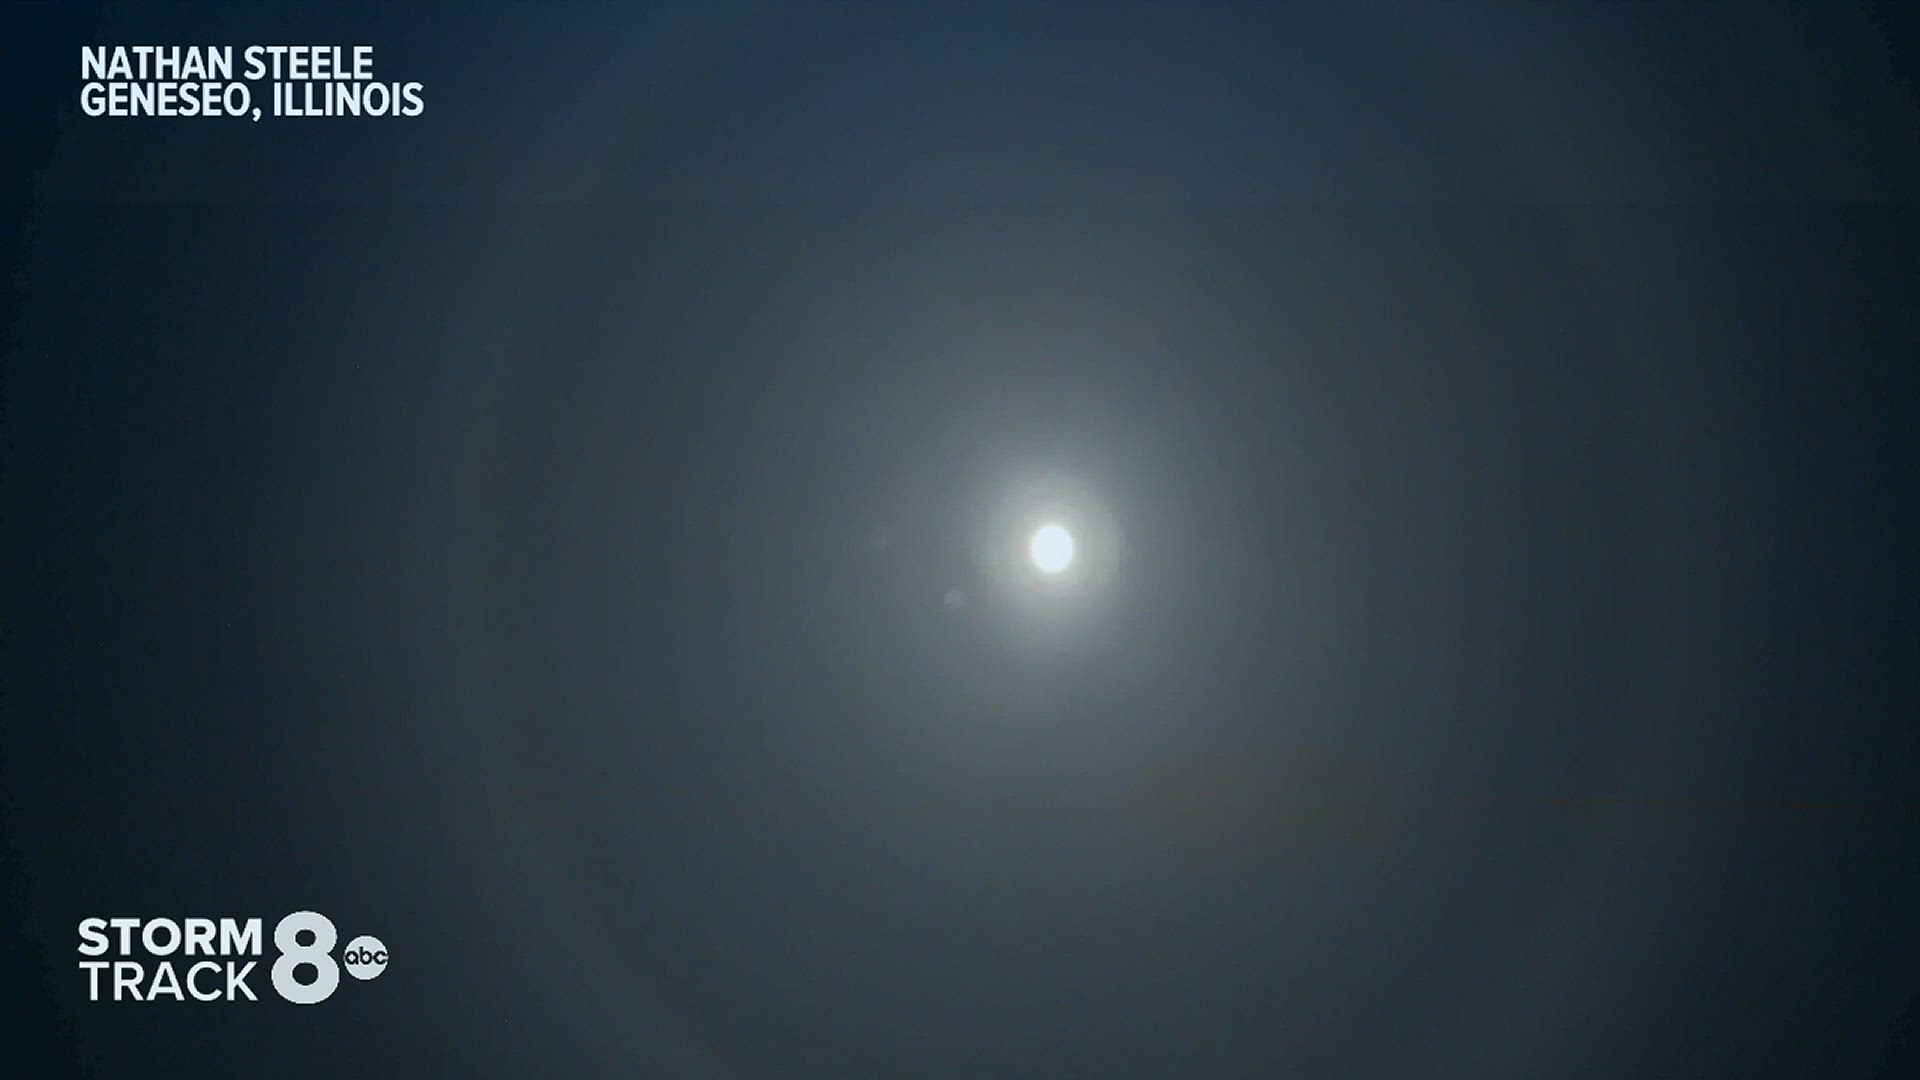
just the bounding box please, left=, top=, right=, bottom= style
left=1029, top=524, right=1074, bottom=574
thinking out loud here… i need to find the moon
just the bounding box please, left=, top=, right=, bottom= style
left=1029, top=524, right=1075, bottom=574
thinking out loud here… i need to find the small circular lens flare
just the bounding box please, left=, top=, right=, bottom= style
left=1029, top=524, right=1074, bottom=574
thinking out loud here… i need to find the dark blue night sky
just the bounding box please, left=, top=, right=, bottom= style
left=5, top=3, right=1919, bottom=1077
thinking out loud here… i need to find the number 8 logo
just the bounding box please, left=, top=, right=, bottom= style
left=271, top=911, right=340, bottom=1004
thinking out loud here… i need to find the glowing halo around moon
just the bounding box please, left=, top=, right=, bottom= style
left=1029, top=523, right=1075, bottom=574
left=965, top=477, right=1124, bottom=642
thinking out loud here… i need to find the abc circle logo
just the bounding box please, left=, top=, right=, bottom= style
left=342, top=935, right=388, bottom=980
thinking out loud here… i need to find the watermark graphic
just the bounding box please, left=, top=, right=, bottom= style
left=78, top=911, right=384, bottom=1004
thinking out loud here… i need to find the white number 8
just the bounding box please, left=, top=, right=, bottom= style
left=271, top=911, right=340, bottom=1004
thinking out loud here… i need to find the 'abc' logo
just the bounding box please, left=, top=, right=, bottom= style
left=341, top=936, right=388, bottom=981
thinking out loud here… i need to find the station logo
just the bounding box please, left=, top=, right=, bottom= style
left=78, top=911, right=385, bottom=1004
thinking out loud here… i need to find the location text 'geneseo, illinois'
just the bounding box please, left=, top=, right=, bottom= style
left=80, top=45, right=425, bottom=120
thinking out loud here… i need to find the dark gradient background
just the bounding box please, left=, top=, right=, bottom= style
left=5, top=2, right=1919, bottom=1077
